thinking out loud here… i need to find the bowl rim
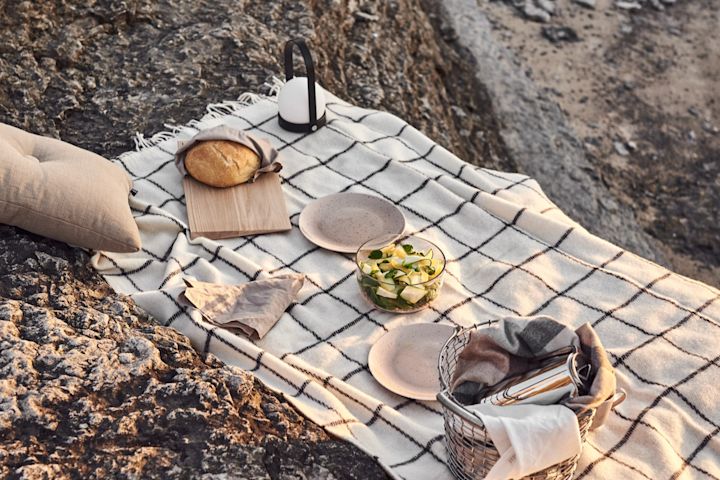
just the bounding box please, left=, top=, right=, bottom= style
left=354, top=234, right=447, bottom=288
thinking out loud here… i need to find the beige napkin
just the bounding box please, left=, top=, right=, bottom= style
left=175, top=125, right=282, bottom=182
left=180, top=274, right=304, bottom=340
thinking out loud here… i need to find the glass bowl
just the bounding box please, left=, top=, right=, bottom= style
left=355, top=234, right=446, bottom=313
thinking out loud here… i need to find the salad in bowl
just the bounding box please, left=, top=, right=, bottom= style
left=355, top=235, right=446, bottom=313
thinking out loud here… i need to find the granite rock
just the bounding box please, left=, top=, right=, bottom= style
left=426, top=0, right=667, bottom=264
left=0, top=226, right=387, bottom=479
left=0, top=0, right=509, bottom=171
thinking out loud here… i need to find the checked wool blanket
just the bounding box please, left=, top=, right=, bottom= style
left=93, top=88, right=720, bottom=479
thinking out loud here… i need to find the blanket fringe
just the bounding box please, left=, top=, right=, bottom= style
left=122, top=77, right=284, bottom=155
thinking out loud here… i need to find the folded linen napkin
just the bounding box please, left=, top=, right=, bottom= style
left=180, top=274, right=304, bottom=340
left=466, top=403, right=581, bottom=480
left=174, top=125, right=281, bottom=182
left=451, top=316, right=617, bottom=428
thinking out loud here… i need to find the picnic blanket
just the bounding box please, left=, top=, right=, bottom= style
left=92, top=84, right=720, bottom=479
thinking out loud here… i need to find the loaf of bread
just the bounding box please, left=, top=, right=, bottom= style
left=185, top=140, right=261, bottom=187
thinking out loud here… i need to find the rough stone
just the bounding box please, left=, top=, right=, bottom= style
left=616, top=1, right=643, bottom=10
left=426, top=0, right=666, bottom=264
left=702, top=121, right=718, bottom=134
left=573, top=0, right=597, bottom=9
left=474, top=0, right=720, bottom=286
left=0, top=226, right=387, bottom=479
left=523, top=1, right=552, bottom=22
left=542, top=26, right=581, bottom=43
left=536, top=0, right=556, bottom=15
left=650, top=0, right=665, bottom=11
left=614, top=141, right=630, bottom=156
left=0, top=0, right=509, bottom=174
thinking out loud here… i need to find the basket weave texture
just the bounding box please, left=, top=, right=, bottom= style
left=438, top=327, right=595, bottom=480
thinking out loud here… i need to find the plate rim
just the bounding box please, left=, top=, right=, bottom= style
left=298, top=192, right=406, bottom=253
left=368, top=323, right=456, bottom=401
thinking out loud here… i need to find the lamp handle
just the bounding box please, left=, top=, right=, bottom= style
left=283, top=39, right=318, bottom=129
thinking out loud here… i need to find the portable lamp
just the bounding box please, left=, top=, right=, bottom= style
left=277, top=38, right=327, bottom=133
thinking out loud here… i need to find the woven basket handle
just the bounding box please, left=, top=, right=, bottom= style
left=437, top=390, right=487, bottom=427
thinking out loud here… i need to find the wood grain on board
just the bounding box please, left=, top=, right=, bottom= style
left=183, top=173, right=291, bottom=240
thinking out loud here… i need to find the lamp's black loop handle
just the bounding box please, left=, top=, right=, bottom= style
left=283, top=39, right=317, bottom=128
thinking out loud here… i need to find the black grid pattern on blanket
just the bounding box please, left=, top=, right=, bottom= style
left=94, top=91, right=720, bottom=480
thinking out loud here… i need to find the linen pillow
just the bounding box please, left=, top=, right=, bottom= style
left=0, top=123, right=141, bottom=252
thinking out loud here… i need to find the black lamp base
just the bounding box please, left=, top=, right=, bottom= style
left=278, top=113, right=327, bottom=133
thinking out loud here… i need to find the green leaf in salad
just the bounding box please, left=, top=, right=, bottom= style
left=368, top=250, right=383, bottom=259
left=384, top=269, right=398, bottom=279
left=402, top=244, right=414, bottom=254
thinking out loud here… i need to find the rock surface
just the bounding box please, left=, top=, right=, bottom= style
left=471, top=0, right=720, bottom=286
left=0, top=0, right=508, bottom=172
left=427, top=0, right=665, bottom=265
left=0, top=226, right=387, bottom=479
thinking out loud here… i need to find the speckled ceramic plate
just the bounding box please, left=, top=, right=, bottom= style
left=299, top=193, right=406, bottom=253
left=368, top=323, right=456, bottom=401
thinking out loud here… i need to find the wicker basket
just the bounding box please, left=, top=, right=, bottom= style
left=437, top=327, right=595, bottom=480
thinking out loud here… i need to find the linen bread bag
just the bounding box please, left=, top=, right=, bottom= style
left=0, top=123, right=141, bottom=252
left=174, top=125, right=281, bottom=187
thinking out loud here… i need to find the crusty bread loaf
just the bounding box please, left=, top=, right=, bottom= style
left=185, top=140, right=261, bottom=187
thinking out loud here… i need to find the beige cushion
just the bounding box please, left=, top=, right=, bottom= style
left=0, top=123, right=141, bottom=252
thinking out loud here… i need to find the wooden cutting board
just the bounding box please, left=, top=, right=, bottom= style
left=183, top=173, right=291, bottom=240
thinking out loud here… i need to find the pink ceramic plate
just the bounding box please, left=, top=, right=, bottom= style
left=368, top=323, right=456, bottom=401
left=299, top=193, right=406, bottom=253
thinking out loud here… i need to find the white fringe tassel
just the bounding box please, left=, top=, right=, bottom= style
left=124, top=77, right=285, bottom=154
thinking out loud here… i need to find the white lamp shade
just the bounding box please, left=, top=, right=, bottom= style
left=278, top=77, right=327, bottom=125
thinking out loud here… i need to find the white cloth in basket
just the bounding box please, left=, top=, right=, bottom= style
left=466, top=404, right=581, bottom=479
